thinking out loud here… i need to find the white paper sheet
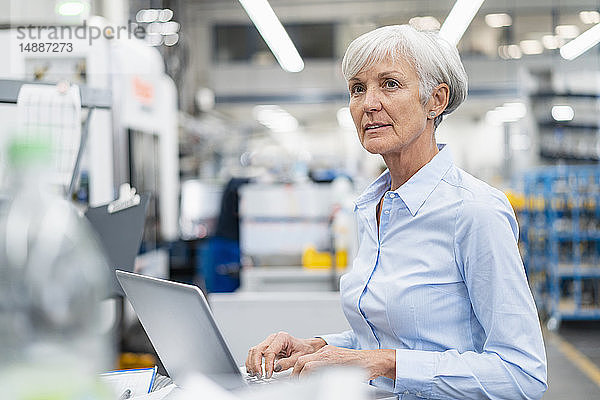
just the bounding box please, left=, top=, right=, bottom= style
left=100, top=366, right=157, bottom=399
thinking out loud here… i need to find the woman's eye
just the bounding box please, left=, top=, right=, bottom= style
left=350, top=85, right=365, bottom=95
left=384, top=79, right=399, bottom=89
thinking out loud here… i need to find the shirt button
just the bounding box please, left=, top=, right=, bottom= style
left=384, top=210, right=390, bottom=214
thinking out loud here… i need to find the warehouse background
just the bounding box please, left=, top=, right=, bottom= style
left=1, top=0, right=600, bottom=398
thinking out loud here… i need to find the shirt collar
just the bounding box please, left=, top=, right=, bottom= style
left=354, top=144, right=453, bottom=216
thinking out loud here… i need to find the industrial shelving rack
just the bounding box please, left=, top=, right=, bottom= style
left=520, top=165, right=600, bottom=330
left=531, top=92, right=600, bottom=162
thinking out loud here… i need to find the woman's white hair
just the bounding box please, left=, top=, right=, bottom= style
left=342, top=25, right=468, bottom=129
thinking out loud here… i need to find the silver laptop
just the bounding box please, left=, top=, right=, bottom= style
left=116, top=270, right=398, bottom=399
left=116, top=270, right=282, bottom=390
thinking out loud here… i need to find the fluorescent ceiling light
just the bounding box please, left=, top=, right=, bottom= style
left=497, top=45, right=509, bottom=59
left=56, top=1, right=87, bottom=16
left=507, top=45, right=522, bottom=59
left=147, top=21, right=180, bottom=35
left=520, top=39, right=543, bottom=55
left=136, top=9, right=159, bottom=23
left=560, top=23, right=600, bottom=60
left=555, top=25, right=580, bottom=39
left=137, top=8, right=173, bottom=23
left=485, top=13, right=512, bottom=28
left=147, top=22, right=162, bottom=34
left=485, top=102, right=527, bottom=125
left=159, top=9, right=174, bottom=22
left=542, top=35, right=561, bottom=50
left=162, top=22, right=180, bottom=34
left=503, top=102, right=527, bottom=119
left=440, top=0, right=485, bottom=46
left=498, top=45, right=522, bottom=60
left=146, top=33, right=163, bottom=46
left=253, top=105, right=299, bottom=132
left=164, top=34, right=179, bottom=46
left=580, top=11, right=600, bottom=25
left=551, top=105, right=574, bottom=121
left=409, top=16, right=441, bottom=31
left=238, top=0, right=304, bottom=73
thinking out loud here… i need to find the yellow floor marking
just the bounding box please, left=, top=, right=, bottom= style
left=547, top=331, right=600, bottom=388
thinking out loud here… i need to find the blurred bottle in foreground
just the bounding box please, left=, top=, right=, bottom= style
left=0, top=136, right=111, bottom=399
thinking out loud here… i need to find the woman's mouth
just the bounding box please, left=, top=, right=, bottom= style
left=364, top=123, right=392, bottom=131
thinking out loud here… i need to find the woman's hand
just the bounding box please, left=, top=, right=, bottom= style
left=245, top=331, right=327, bottom=378
left=291, top=345, right=396, bottom=380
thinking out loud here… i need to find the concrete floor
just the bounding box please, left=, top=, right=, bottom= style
left=543, top=321, right=600, bottom=399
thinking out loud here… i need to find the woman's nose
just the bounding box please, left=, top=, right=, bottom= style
left=363, top=88, right=382, bottom=112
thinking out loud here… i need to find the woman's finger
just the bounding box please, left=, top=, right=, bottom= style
left=292, top=354, right=312, bottom=377
left=246, top=333, right=276, bottom=377
left=273, top=353, right=300, bottom=373
left=264, top=332, right=295, bottom=378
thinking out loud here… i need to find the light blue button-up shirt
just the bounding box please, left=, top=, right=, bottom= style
left=320, top=145, right=547, bottom=399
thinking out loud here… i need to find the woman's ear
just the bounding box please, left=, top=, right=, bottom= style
left=427, top=83, right=450, bottom=117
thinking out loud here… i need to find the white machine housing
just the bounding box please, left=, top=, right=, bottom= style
left=0, top=17, right=179, bottom=241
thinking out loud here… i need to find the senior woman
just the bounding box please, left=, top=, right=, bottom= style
left=246, top=25, right=547, bottom=399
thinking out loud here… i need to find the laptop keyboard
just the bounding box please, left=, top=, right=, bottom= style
left=244, top=374, right=276, bottom=385
left=241, top=366, right=292, bottom=385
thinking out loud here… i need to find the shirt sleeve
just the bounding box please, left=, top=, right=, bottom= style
left=394, top=195, right=547, bottom=400
left=317, top=330, right=358, bottom=349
